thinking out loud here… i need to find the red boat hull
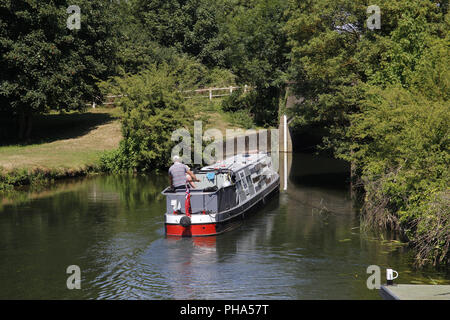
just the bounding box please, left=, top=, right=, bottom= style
left=164, top=177, right=280, bottom=237
left=165, top=223, right=217, bottom=237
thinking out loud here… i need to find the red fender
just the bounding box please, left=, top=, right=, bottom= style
left=185, top=190, right=191, bottom=217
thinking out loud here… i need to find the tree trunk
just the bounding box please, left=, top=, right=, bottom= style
left=25, top=112, right=33, bottom=141
left=17, top=112, right=25, bottom=141
left=350, top=147, right=357, bottom=202
left=17, top=110, right=33, bottom=141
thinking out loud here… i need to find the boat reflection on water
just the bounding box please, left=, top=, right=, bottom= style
left=166, top=235, right=217, bottom=249
left=192, top=236, right=217, bottom=248
left=162, top=194, right=280, bottom=300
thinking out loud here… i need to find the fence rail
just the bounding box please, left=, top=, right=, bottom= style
left=87, top=85, right=252, bottom=108
left=182, top=85, right=253, bottom=100
left=85, top=95, right=128, bottom=108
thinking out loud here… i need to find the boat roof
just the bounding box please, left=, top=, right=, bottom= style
left=200, top=153, right=270, bottom=173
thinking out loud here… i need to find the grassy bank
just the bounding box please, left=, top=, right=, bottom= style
left=0, top=99, right=252, bottom=191
left=0, top=108, right=122, bottom=191
left=0, top=166, right=101, bottom=192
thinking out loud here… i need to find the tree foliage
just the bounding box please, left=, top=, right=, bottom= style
left=0, top=0, right=120, bottom=139
left=132, top=0, right=228, bottom=67
left=285, top=0, right=449, bottom=266
left=98, top=55, right=235, bottom=172
left=99, top=64, right=188, bottom=172
left=219, top=0, right=290, bottom=127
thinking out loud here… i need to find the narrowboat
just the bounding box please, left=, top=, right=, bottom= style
left=162, top=153, right=280, bottom=236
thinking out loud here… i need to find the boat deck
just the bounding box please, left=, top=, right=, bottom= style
left=201, top=153, right=271, bottom=172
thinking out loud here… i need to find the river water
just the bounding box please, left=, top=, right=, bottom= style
left=0, top=153, right=448, bottom=299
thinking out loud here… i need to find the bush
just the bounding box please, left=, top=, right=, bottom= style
left=342, top=85, right=449, bottom=266
left=225, top=109, right=255, bottom=129
left=99, top=64, right=189, bottom=172
left=222, top=86, right=279, bottom=128
left=412, top=191, right=450, bottom=267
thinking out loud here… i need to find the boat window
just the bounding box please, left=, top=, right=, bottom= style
left=246, top=175, right=253, bottom=187
left=239, top=171, right=248, bottom=190
left=191, top=172, right=232, bottom=190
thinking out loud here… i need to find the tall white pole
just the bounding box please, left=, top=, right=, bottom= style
left=283, top=114, right=287, bottom=152
left=284, top=153, right=287, bottom=191
left=283, top=114, right=288, bottom=190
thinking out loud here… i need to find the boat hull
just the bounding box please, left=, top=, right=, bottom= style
left=165, top=223, right=217, bottom=237
left=165, top=176, right=280, bottom=237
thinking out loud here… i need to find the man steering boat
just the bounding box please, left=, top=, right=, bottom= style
left=168, top=156, right=199, bottom=190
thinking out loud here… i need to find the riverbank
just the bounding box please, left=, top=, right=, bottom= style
left=0, top=108, right=122, bottom=191
left=0, top=102, right=249, bottom=191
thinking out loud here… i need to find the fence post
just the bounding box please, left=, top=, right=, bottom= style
left=209, top=88, right=212, bottom=101
left=230, top=86, right=233, bottom=94
left=244, top=85, right=248, bottom=93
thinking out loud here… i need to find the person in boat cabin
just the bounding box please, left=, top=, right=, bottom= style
left=169, top=156, right=199, bottom=190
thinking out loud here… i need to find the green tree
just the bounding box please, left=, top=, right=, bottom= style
left=99, top=65, right=188, bottom=172
left=0, top=0, right=120, bottom=140
left=344, top=85, right=449, bottom=266
left=285, top=0, right=448, bottom=152
left=285, top=0, right=449, bottom=266
left=133, top=0, right=227, bottom=67
left=220, top=0, right=290, bottom=126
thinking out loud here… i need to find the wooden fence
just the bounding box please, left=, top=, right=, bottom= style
left=86, top=95, right=127, bottom=108
left=88, top=85, right=253, bottom=108
left=182, top=85, right=253, bottom=100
